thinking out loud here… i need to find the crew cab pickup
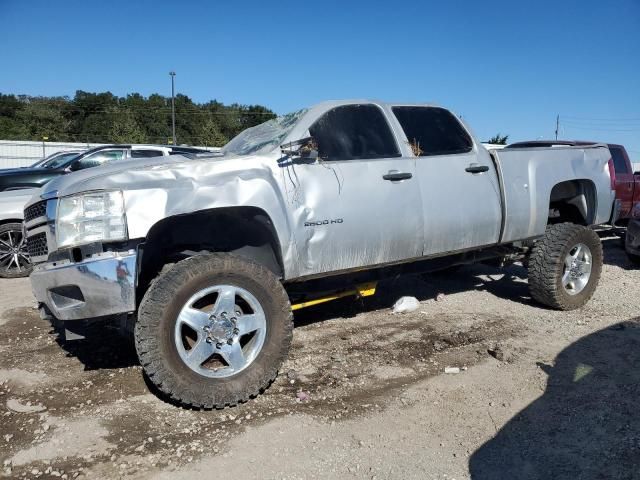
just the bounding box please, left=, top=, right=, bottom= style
left=24, top=100, right=615, bottom=408
left=507, top=140, right=638, bottom=225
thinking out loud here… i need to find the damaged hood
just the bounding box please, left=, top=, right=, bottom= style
left=39, top=153, right=235, bottom=198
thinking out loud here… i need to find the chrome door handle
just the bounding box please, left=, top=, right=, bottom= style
left=465, top=163, right=489, bottom=174
left=383, top=170, right=412, bottom=181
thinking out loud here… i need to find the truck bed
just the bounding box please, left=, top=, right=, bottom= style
left=490, top=144, right=614, bottom=243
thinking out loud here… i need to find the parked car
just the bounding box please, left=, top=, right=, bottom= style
left=0, top=144, right=212, bottom=278
left=506, top=140, right=638, bottom=226
left=28, top=150, right=85, bottom=168
left=0, top=144, right=211, bottom=193
left=24, top=100, right=614, bottom=408
left=0, top=189, right=34, bottom=277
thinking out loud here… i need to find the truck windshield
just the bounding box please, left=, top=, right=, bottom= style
left=222, top=109, right=307, bottom=156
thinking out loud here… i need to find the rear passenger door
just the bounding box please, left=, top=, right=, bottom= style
left=391, top=106, right=502, bottom=256
left=286, top=104, right=424, bottom=277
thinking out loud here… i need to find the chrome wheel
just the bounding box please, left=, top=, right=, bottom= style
left=174, top=284, right=267, bottom=378
left=0, top=227, right=30, bottom=274
left=562, top=243, right=592, bottom=295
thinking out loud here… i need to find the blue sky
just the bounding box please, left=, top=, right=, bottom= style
left=1, top=0, right=639, bottom=160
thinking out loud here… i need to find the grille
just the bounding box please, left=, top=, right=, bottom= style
left=24, top=201, right=47, bottom=223
left=26, top=232, right=48, bottom=258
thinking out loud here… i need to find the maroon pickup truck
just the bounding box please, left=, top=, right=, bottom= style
left=506, top=140, right=639, bottom=226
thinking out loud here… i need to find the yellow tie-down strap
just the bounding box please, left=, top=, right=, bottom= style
left=291, top=282, right=377, bottom=311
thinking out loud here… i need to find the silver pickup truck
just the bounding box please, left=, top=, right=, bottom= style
left=24, top=100, right=614, bottom=408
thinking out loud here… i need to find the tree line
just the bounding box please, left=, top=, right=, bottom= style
left=0, top=91, right=277, bottom=147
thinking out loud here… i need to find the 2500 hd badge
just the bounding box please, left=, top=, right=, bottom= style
left=304, top=218, right=344, bottom=227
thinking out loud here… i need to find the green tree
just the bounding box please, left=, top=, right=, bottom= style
left=196, top=117, right=229, bottom=147
left=0, top=91, right=276, bottom=145
left=17, top=98, right=71, bottom=141
left=487, top=133, right=509, bottom=145
left=109, top=109, right=146, bottom=144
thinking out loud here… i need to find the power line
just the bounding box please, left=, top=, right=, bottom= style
left=562, top=124, right=640, bottom=133
left=562, top=115, right=640, bottom=122
left=11, top=107, right=276, bottom=115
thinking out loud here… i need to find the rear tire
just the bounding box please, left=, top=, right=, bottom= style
left=135, top=253, right=293, bottom=408
left=528, top=223, right=602, bottom=310
left=0, top=223, right=32, bottom=279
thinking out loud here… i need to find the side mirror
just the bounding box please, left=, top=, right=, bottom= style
left=280, top=137, right=319, bottom=161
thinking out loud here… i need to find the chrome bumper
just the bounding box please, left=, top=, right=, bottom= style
left=30, top=251, right=137, bottom=321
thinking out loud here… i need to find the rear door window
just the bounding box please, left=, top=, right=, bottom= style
left=74, top=149, right=126, bottom=170
left=131, top=149, right=165, bottom=158
left=610, top=146, right=629, bottom=174
left=392, top=106, right=473, bottom=156
left=309, top=104, right=400, bottom=161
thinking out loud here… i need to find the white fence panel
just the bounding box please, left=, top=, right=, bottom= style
left=0, top=140, right=215, bottom=169
left=0, top=140, right=105, bottom=169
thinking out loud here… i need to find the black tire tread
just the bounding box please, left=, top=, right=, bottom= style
left=135, top=253, right=293, bottom=409
left=528, top=223, right=602, bottom=310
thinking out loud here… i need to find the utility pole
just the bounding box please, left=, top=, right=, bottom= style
left=555, top=114, right=559, bottom=140
left=169, top=71, right=176, bottom=145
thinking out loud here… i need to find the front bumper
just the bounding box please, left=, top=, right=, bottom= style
left=626, top=219, right=640, bottom=257
left=30, top=250, right=137, bottom=321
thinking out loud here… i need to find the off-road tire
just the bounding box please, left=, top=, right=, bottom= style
left=626, top=229, right=640, bottom=265
left=528, top=223, right=603, bottom=310
left=0, top=222, right=32, bottom=279
left=135, top=253, right=293, bottom=408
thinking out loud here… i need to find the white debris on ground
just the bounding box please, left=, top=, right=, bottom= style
left=6, top=398, right=47, bottom=413
left=444, top=366, right=468, bottom=374
left=0, top=237, right=638, bottom=479
left=391, top=296, right=420, bottom=314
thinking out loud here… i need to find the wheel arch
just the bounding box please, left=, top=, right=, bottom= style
left=137, top=206, right=285, bottom=299
left=0, top=219, right=24, bottom=226
left=548, top=179, right=597, bottom=225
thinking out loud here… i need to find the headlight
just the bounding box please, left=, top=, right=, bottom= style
left=57, top=190, right=127, bottom=248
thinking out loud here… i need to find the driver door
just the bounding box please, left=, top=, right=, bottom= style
left=283, top=104, right=424, bottom=277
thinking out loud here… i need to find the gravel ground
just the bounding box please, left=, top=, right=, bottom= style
left=0, top=235, right=638, bottom=480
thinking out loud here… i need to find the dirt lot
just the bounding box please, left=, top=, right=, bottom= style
left=1, top=236, right=638, bottom=480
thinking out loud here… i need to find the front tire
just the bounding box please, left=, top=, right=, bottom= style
left=0, top=223, right=32, bottom=279
left=135, top=253, right=293, bottom=408
left=528, top=223, right=603, bottom=310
